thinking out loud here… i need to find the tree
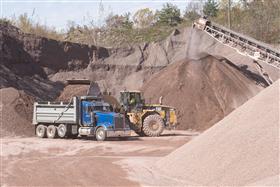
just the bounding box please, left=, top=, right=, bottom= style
left=133, top=8, right=154, bottom=28
left=203, top=0, right=219, bottom=17
left=156, top=3, right=182, bottom=26
left=184, top=2, right=201, bottom=21
left=17, top=13, right=33, bottom=33
left=105, top=13, right=132, bottom=29
left=242, top=0, right=280, bottom=43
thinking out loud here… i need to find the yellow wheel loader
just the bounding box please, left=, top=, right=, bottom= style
left=120, top=91, right=177, bottom=137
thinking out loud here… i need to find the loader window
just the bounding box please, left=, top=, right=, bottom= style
left=135, top=93, right=142, bottom=104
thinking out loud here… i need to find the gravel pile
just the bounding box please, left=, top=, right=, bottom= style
left=0, top=87, right=35, bottom=137
left=156, top=80, right=279, bottom=186
left=142, top=56, right=262, bottom=130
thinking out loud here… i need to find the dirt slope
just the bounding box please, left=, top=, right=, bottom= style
left=156, top=80, right=280, bottom=186
left=142, top=56, right=262, bottom=130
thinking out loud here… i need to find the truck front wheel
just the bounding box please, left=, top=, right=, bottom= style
left=36, top=124, right=47, bottom=138
left=95, top=127, right=106, bottom=141
left=142, top=114, right=164, bottom=137
left=47, top=125, right=57, bottom=139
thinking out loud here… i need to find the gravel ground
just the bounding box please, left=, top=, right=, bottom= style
left=0, top=130, right=198, bottom=186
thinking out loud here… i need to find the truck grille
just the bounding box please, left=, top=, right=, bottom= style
left=114, top=116, right=125, bottom=130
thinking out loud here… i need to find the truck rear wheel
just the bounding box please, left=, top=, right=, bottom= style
left=57, top=124, right=67, bottom=138
left=95, top=127, right=106, bottom=141
left=47, top=125, right=57, bottom=139
left=142, top=114, right=164, bottom=137
left=36, top=124, right=47, bottom=138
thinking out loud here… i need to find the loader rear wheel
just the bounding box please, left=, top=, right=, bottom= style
left=142, top=114, right=164, bottom=137
left=57, top=124, right=67, bottom=138
left=36, top=125, right=47, bottom=138
left=47, top=125, right=57, bottom=139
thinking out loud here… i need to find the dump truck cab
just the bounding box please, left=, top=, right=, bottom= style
left=119, top=90, right=177, bottom=137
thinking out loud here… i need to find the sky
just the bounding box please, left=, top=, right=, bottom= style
left=0, top=0, right=206, bottom=30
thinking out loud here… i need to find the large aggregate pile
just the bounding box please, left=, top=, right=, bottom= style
left=156, top=80, right=280, bottom=186
left=142, top=56, right=262, bottom=130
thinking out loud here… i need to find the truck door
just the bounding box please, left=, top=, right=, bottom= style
left=81, top=101, right=93, bottom=126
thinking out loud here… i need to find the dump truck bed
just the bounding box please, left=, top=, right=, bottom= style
left=32, top=98, right=78, bottom=125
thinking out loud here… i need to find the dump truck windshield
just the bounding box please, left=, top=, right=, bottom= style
left=93, top=105, right=110, bottom=112
left=86, top=101, right=111, bottom=112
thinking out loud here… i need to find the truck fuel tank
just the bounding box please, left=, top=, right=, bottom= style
left=79, top=127, right=95, bottom=136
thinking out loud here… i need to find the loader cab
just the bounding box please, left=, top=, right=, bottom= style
left=120, top=91, right=145, bottom=112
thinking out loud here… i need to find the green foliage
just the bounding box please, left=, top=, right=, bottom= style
left=11, top=13, right=64, bottom=41
left=215, top=0, right=280, bottom=44
left=155, top=3, right=182, bottom=26
left=3, top=1, right=279, bottom=46
left=105, top=13, right=133, bottom=30
left=65, top=21, right=98, bottom=45
left=203, top=0, right=219, bottom=17
left=184, top=10, right=200, bottom=22
left=242, top=0, right=280, bottom=43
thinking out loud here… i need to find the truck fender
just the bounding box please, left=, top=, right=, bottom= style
left=94, top=124, right=108, bottom=135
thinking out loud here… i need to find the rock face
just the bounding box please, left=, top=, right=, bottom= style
left=156, top=80, right=280, bottom=186
left=142, top=56, right=262, bottom=130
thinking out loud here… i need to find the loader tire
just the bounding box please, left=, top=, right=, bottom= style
left=36, top=124, right=47, bottom=138
left=47, top=125, right=57, bottom=139
left=142, top=114, right=164, bottom=137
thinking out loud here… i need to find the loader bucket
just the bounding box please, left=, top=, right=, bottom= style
left=66, top=79, right=101, bottom=97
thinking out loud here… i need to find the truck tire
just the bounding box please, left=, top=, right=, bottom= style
left=142, top=114, right=164, bottom=137
left=57, top=124, right=67, bottom=138
left=36, top=124, right=47, bottom=138
left=95, top=127, right=106, bottom=141
left=47, top=125, right=57, bottom=139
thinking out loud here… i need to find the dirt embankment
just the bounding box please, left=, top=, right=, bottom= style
left=156, top=80, right=280, bottom=186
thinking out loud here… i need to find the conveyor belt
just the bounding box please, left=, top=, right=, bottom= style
left=194, top=18, right=280, bottom=69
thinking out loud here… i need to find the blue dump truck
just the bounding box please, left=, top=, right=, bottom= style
left=32, top=96, right=131, bottom=141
